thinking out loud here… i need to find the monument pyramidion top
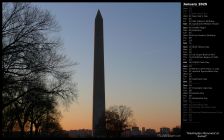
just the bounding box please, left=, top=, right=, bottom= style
left=96, top=9, right=103, bottom=19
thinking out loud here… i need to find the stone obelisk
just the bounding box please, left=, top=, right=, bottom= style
left=92, top=10, right=106, bottom=137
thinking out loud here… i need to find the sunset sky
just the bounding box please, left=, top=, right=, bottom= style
left=34, top=3, right=181, bottom=132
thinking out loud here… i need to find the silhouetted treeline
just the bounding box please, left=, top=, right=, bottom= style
left=2, top=3, right=77, bottom=137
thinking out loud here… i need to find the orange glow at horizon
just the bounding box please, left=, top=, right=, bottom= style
left=59, top=100, right=180, bottom=132
left=60, top=113, right=180, bottom=132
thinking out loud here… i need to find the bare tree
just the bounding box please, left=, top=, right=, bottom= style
left=2, top=75, right=65, bottom=137
left=40, top=109, right=63, bottom=136
left=2, top=2, right=78, bottom=137
left=2, top=2, right=77, bottom=109
left=105, top=105, right=134, bottom=137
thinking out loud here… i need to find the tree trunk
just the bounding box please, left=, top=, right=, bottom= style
left=29, top=110, right=34, bottom=136
left=34, top=123, right=40, bottom=135
left=30, top=121, right=33, bottom=136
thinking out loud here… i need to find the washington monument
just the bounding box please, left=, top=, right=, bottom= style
left=92, top=10, right=106, bottom=137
